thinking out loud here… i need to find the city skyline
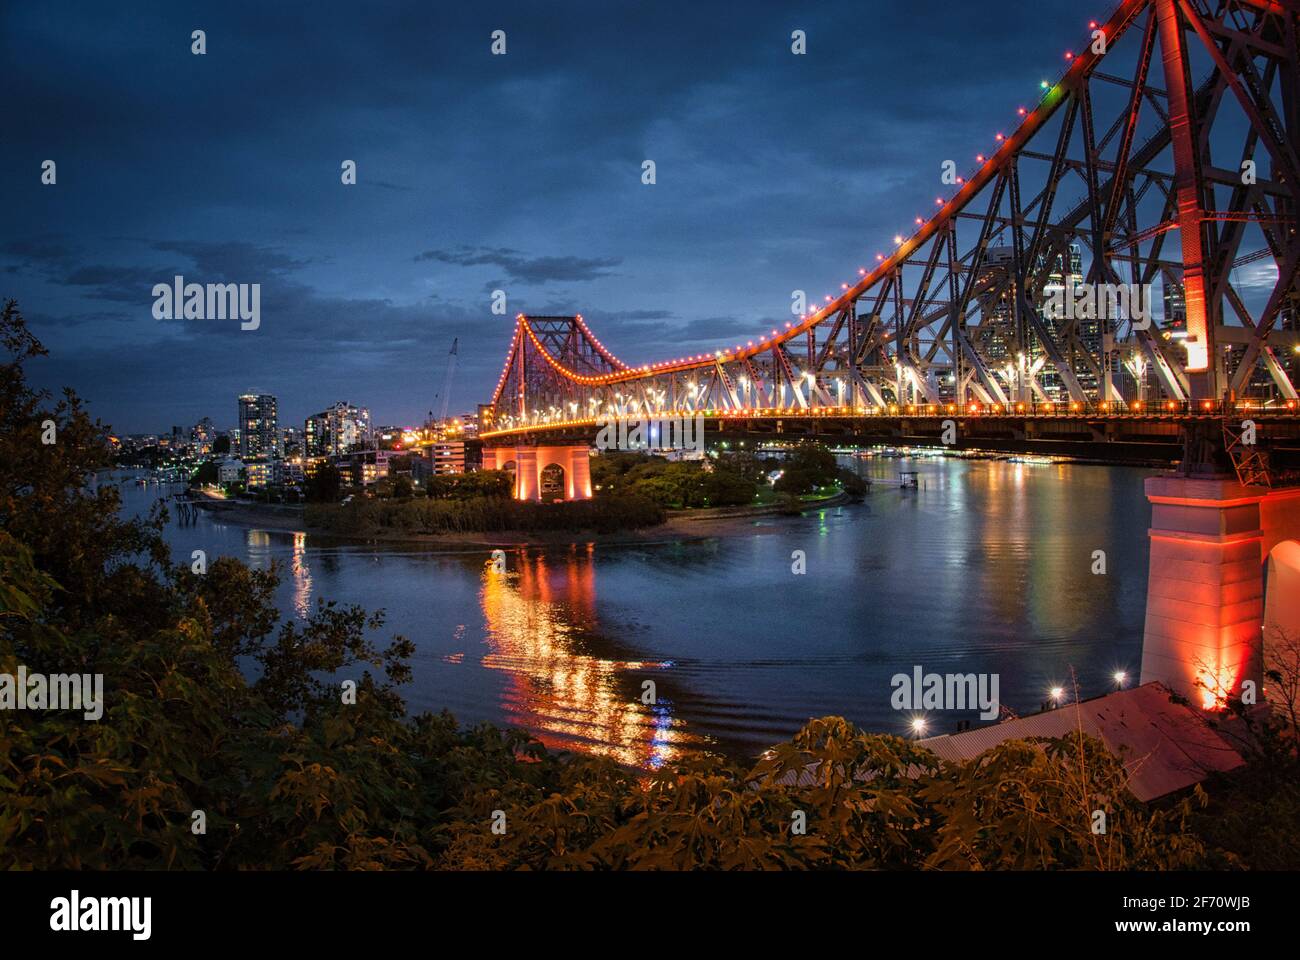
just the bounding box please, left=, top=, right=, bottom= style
left=6, top=0, right=1112, bottom=433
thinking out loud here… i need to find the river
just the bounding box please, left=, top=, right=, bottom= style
left=113, top=453, right=1155, bottom=769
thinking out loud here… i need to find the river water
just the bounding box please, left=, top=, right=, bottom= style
left=113, top=454, right=1155, bottom=768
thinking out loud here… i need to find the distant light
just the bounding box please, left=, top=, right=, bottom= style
left=1040, top=80, right=1050, bottom=89
left=911, top=717, right=927, bottom=735
left=1114, top=672, right=1127, bottom=687
left=1050, top=686, right=1064, bottom=701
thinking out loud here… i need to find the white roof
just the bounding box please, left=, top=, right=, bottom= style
left=919, top=682, right=1245, bottom=801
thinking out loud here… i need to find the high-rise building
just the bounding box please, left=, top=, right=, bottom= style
left=304, top=401, right=370, bottom=457
left=237, top=394, right=279, bottom=458
left=1162, top=277, right=1186, bottom=332
left=190, top=417, right=216, bottom=456
left=281, top=426, right=303, bottom=458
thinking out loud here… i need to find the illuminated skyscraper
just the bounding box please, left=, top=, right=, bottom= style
left=304, top=401, right=371, bottom=456
left=237, top=393, right=279, bottom=458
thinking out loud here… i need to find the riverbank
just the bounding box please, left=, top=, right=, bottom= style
left=190, top=488, right=855, bottom=547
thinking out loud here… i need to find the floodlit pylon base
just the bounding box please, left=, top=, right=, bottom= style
left=1141, top=476, right=1267, bottom=708
left=482, top=445, right=592, bottom=502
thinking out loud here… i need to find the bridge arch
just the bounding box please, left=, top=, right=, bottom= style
left=499, top=460, right=518, bottom=497
left=540, top=462, right=566, bottom=501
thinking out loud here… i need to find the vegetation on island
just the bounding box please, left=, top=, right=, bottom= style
left=4, top=298, right=1299, bottom=870
left=301, top=443, right=865, bottom=537
left=305, top=485, right=666, bottom=537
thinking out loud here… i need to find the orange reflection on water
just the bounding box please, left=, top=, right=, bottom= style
left=291, top=531, right=312, bottom=618
left=478, top=546, right=686, bottom=769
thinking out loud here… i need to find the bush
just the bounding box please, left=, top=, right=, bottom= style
left=306, top=492, right=665, bottom=536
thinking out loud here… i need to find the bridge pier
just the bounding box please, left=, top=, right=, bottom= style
left=1141, top=477, right=1300, bottom=709
left=482, top=444, right=592, bottom=502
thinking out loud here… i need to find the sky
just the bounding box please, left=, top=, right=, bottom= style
left=1, top=0, right=1107, bottom=434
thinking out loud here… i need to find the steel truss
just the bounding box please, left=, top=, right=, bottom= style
left=491, top=0, right=1299, bottom=430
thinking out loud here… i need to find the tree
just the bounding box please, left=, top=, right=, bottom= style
left=450, top=469, right=512, bottom=500
left=838, top=468, right=868, bottom=497
left=788, top=444, right=838, bottom=486
left=2, top=299, right=417, bottom=869
left=393, top=475, right=414, bottom=499
left=774, top=467, right=816, bottom=495
left=191, top=460, right=219, bottom=486
left=305, top=463, right=342, bottom=503
left=700, top=469, right=755, bottom=506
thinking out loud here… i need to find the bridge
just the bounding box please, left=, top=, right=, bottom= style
left=478, top=0, right=1300, bottom=711
left=483, top=0, right=1300, bottom=471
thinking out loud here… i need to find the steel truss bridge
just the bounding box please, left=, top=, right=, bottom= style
left=485, top=0, right=1300, bottom=477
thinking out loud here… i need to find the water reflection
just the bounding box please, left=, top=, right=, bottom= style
left=478, top=547, right=701, bottom=768
left=291, top=532, right=312, bottom=618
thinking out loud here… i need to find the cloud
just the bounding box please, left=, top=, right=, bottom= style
left=415, top=246, right=621, bottom=284
left=63, top=264, right=174, bottom=303
left=153, top=241, right=313, bottom=279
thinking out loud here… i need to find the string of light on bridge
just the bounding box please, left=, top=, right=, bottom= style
left=491, top=10, right=1135, bottom=398
left=483, top=397, right=1299, bottom=439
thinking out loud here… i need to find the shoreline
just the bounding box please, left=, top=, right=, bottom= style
left=191, top=490, right=856, bottom=548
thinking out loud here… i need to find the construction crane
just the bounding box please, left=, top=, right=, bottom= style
left=434, top=338, right=458, bottom=427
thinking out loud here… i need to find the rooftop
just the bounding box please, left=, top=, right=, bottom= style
left=919, top=681, right=1246, bottom=801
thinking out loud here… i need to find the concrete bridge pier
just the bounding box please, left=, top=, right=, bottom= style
left=482, top=444, right=592, bottom=502
left=1142, top=476, right=1300, bottom=709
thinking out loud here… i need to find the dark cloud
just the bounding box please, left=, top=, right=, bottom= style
left=153, top=241, right=313, bottom=279
left=63, top=264, right=172, bottom=303
left=416, top=246, right=621, bottom=285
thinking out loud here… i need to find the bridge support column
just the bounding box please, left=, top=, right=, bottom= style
left=1141, top=476, right=1264, bottom=708
left=480, top=445, right=592, bottom=502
